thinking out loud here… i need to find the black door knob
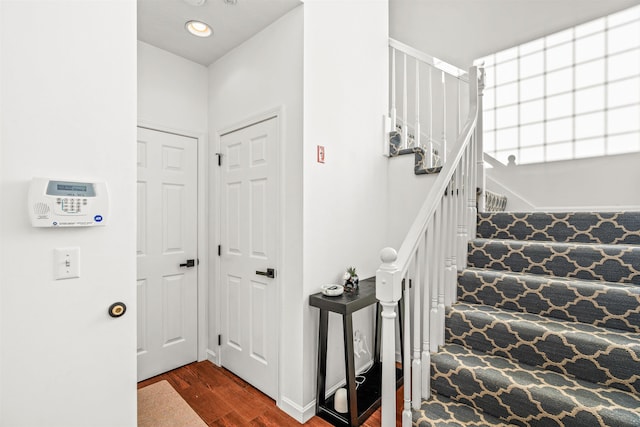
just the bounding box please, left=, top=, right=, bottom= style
left=108, top=302, right=127, bottom=318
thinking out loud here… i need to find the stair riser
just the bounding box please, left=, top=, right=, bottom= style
left=458, top=269, right=640, bottom=333
left=431, top=345, right=640, bottom=427
left=477, top=212, right=640, bottom=245
left=445, top=306, right=640, bottom=395
left=468, top=239, right=640, bottom=285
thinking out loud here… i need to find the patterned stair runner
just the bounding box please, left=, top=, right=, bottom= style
left=477, top=212, right=640, bottom=245
left=388, top=131, right=442, bottom=175
left=415, top=211, right=640, bottom=426
left=458, top=268, right=640, bottom=333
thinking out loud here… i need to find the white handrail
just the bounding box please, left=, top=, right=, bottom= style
left=484, top=152, right=506, bottom=168
left=389, top=38, right=468, bottom=81
left=377, top=64, right=482, bottom=427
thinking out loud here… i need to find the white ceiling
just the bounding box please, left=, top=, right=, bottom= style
left=138, top=0, right=301, bottom=66
left=390, top=0, right=640, bottom=69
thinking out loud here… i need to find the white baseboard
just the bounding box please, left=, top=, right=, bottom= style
left=278, top=360, right=376, bottom=423
left=205, top=349, right=219, bottom=366
left=278, top=396, right=317, bottom=424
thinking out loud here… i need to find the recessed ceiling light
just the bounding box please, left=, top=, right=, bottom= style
left=185, top=20, right=212, bottom=38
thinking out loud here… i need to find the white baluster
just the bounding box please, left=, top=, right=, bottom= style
left=415, top=60, right=421, bottom=152
left=464, top=139, right=471, bottom=235
left=468, top=136, right=484, bottom=237
left=437, top=196, right=446, bottom=347
left=412, top=237, right=425, bottom=410
left=442, top=71, right=447, bottom=164
left=453, top=176, right=460, bottom=299
left=437, top=199, right=446, bottom=349
left=448, top=175, right=458, bottom=302
left=376, top=248, right=402, bottom=427
left=403, top=53, right=408, bottom=149
left=430, top=206, right=441, bottom=352
left=476, top=66, right=486, bottom=213
left=422, top=217, right=435, bottom=399
left=444, top=181, right=452, bottom=307
left=457, top=78, right=462, bottom=135
left=469, top=134, right=479, bottom=238
left=444, top=179, right=452, bottom=307
left=428, top=67, right=433, bottom=167
left=458, top=151, right=468, bottom=274
left=402, top=276, right=412, bottom=426
left=390, top=47, right=397, bottom=134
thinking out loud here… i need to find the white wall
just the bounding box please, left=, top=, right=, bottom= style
left=487, top=153, right=640, bottom=211
left=302, top=0, right=389, bottom=414
left=0, top=3, right=4, bottom=419
left=207, top=5, right=305, bottom=418
left=0, top=1, right=137, bottom=426
left=387, top=155, right=439, bottom=248
left=391, top=0, right=640, bottom=68
left=138, top=41, right=208, bottom=133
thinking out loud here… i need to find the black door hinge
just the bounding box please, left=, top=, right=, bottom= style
left=218, top=245, right=221, bottom=256
left=218, top=334, right=222, bottom=346
left=216, top=153, right=222, bottom=166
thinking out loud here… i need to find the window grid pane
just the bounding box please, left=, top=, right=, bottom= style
left=479, top=4, right=640, bottom=165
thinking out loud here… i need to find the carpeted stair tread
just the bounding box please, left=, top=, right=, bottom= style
left=445, top=302, right=640, bottom=395
left=389, top=132, right=442, bottom=175
left=468, top=238, right=640, bottom=284
left=458, top=268, right=640, bottom=333
left=477, top=212, right=640, bottom=245
left=431, top=343, right=640, bottom=427
left=414, top=393, right=511, bottom=426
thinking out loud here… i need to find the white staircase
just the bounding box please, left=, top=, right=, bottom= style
left=377, top=40, right=486, bottom=427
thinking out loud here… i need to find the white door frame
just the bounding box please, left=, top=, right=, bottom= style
left=137, top=120, right=209, bottom=363
left=210, top=107, right=283, bottom=404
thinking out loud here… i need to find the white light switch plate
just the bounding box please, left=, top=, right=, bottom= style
left=54, top=247, right=80, bottom=280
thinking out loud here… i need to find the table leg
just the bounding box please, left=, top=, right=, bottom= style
left=343, top=313, right=358, bottom=426
left=374, top=303, right=382, bottom=364
left=398, top=299, right=404, bottom=367
left=316, top=309, right=329, bottom=413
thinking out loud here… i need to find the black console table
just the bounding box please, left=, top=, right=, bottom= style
left=309, top=277, right=403, bottom=427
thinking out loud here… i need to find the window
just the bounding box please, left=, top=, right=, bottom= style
left=479, top=5, right=640, bottom=165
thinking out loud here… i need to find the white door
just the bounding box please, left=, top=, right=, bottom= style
left=136, top=127, right=199, bottom=382
left=220, top=117, right=279, bottom=399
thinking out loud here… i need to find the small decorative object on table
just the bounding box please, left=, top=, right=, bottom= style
left=343, top=266, right=359, bottom=292
left=321, top=284, right=344, bottom=297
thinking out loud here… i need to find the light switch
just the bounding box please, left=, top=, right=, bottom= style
left=54, top=247, right=80, bottom=280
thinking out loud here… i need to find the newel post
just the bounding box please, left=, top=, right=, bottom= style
left=376, top=247, right=402, bottom=427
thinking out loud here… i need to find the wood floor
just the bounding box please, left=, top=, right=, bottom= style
left=138, top=361, right=403, bottom=426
